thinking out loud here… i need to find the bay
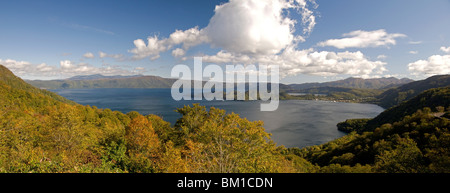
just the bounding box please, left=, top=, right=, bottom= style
left=52, top=88, right=384, bottom=148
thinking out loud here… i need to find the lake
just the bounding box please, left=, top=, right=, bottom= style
left=52, top=88, right=384, bottom=148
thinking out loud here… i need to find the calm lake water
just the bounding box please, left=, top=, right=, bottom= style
left=53, top=88, right=384, bottom=148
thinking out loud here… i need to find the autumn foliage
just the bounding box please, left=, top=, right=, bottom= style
left=1, top=65, right=449, bottom=173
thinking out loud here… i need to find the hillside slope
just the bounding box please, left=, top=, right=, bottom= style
left=338, top=87, right=450, bottom=133
left=376, top=75, right=450, bottom=109
left=0, top=65, right=75, bottom=104
left=295, top=87, right=450, bottom=172
left=287, top=77, right=413, bottom=90
left=1, top=64, right=304, bottom=173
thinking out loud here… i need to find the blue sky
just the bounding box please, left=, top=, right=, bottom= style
left=1, top=0, right=449, bottom=83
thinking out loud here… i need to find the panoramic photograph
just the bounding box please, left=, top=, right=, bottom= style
left=1, top=0, right=449, bottom=185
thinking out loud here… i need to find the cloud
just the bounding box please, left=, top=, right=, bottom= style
left=0, top=58, right=57, bottom=77
left=409, top=51, right=418, bottom=54
left=202, top=46, right=387, bottom=77
left=168, top=27, right=208, bottom=49
left=83, top=52, right=95, bottom=59
left=317, top=29, right=406, bottom=49
left=127, top=0, right=389, bottom=78
left=129, top=0, right=318, bottom=60
left=129, top=36, right=165, bottom=60
left=171, top=48, right=186, bottom=57
left=377, top=55, right=387, bottom=59
left=129, top=27, right=207, bottom=60
left=408, top=54, right=450, bottom=76
left=0, top=58, right=142, bottom=79
left=58, top=60, right=141, bottom=76
left=36, top=63, right=54, bottom=72
left=0, top=58, right=32, bottom=75
left=203, top=0, right=309, bottom=55
left=133, top=67, right=147, bottom=74
left=408, top=41, right=422, bottom=45
left=440, top=46, right=450, bottom=53
left=61, top=22, right=115, bottom=35
left=98, top=51, right=125, bottom=61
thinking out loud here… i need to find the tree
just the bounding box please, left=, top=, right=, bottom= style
left=375, top=137, right=424, bottom=173
left=125, top=115, right=161, bottom=173
left=173, top=104, right=292, bottom=173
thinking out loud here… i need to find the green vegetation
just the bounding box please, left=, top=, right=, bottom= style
left=280, top=77, right=414, bottom=103
left=286, top=77, right=413, bottom=90
left=337, top=118, right=371, bottom=133
left=339, top=87, right=450, bottom=133
left=292, top=87, right=450, bottom=173
left=282, top=75, right=450, bottom=106
left=1, top=64, right=450, bottom=173
left=294, top=105, right=450, bottom=173
left=281, top=87, right=383, bottom=103
left=0, top=65, right=312, bottom=172
left=375, top=75, right=450, bottom=109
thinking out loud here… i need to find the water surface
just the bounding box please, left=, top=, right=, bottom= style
left=53, top=88, right=384, bottom=148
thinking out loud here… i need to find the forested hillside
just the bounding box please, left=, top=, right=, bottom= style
left=287, top=77, right=413, bottom=90
left=376, top=75, right=450, bottom=109
left=1, top=64, right=449, bottom=173
left=0, top=65, right=311, bottom=173
left=281, top=77, right=413, bottom=102
left=295, top=87, right=450, bottom=172
left=338, top=87, right=450, bottom=133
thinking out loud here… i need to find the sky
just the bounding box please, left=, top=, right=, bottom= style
left=0, top=0, right=449, bottom=83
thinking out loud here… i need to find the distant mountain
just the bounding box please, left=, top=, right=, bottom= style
left=287, top=77, right=414, bottom=90
left=376, top=75, right=450, bottom=109
left=67, top=74, right=143, bottom=80
left=27, top=74, right=415, bottom=92
left=26, top=75, right=177, bottom=89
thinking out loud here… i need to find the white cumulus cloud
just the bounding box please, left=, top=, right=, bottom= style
left=129, top=0, right=318, bottom=59
left=408, top=54, right=450, bottom=76
left=171, top=48, right=186, bottom=58
left=203, top=0, right=303, bottom=55
left=0, top=58, right=143, bottom=79
left=202, top=46, right=387, bottom=77
left=98, top=51, right=124, bottom=60
left=129, top=27, right=207, bottom=60
left=83, top=52, right=95, bottom=59
left=127, top=0, right=391, bottom=78
left=440, top=46, right=450, bottom=53
left=377, top=55, right=387, bottom=59
left=317, top=29, right=406, bottom=49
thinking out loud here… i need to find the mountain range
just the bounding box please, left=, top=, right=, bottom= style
left=67, top=74, right=144, bottom=81
left=26, top=74, right=413, bottom=90
left=284, top=77, right=414, bottom=90
left=25, top=73, right=450, bottom=110
left=26, top=75, right=177, bottom=89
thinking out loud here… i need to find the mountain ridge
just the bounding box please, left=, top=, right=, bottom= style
left=26, top=73, right=414, bottom=90
left=376, top=74, right=450, bottom=108
left=286, top=77, right=414, bottom=90
left=67, top=74, right=144, bottom=81
left=26, top=75, right=177, bottom=89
